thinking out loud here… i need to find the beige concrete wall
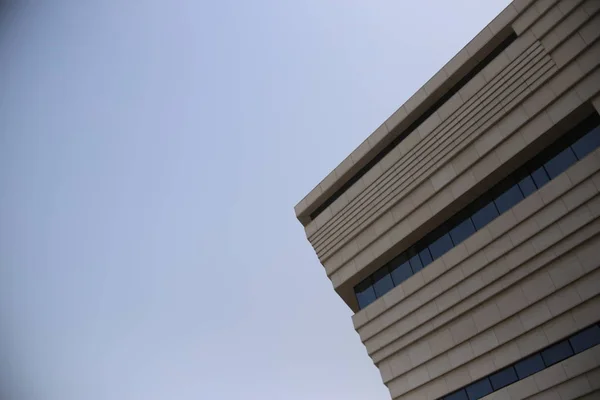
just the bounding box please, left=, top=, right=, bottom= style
left=295, top=0, right=600, bottom=399
left=309, top=0, right=600, bottom=311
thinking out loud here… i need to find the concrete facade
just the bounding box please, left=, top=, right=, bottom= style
left=294, top=0, right=600, bottom=399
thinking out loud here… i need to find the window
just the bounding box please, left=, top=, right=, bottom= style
left=514, top=353, right=544, bottom=379
left=531, top=166, right=550, bottom=188
left=544, top=147, right=578, bottom=179
left=450, top=218, right=476, bottom=246
left=572, top=126, right=600, bottom=159
left=494, top=183, right=523, bottom=215
left=465, top=378, right=493, bottom=399
left=390, top=255, right=413, bottom=286
left=569, top=325, right=600, bottom=353
left=429, top=232, right=454, bottom=260
left=541, top=340, right=573, bottom=366
left=419, top=247, right=433, bottom=267
left=354, top=279, right=376, bottom=309
left=444, top=389, right=468, bottom=400
left=372, top=267, right=394, bottom=298
left=517, top=175, right=537, bottom=197
left=489, top=366, right=518, bottom=390
left=471, top=201, right=499, bottom=230
left=408, top=250, right=424, bottom=273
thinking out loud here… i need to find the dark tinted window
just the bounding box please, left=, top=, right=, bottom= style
left=494, top=184, right=523, bottom=214
left=541, top=340, right=573, bottom=366
left=450, top=218, right=476, bottom=245
left=572, top=126, right=600, bottom=159
left=390, top=255, right=413, bottom=286
left=515, top=353, right=545, bottom=379
left=569, top=325, right=600, bottom=353
left=355, top=279, right=376, bottom=309
left=444, top=389, right=468, bottom=400
left=531, top=166, right=550, bottom=188
left=465, top=378, right=493, bottom=400
left=408, top=250, right=423, bottom=273
left=372, top=267, right=394, bottom=298
left=544, top=147, right=577, bottom=179
left=518, top=175, right=537, bottom=197
left=471, top=201, right=499, bottom=230
left=429, top=232, right=454, bottom=260
left=489, top=366, right=518, bottom=390
left=419, top=247, right=433, bottom=267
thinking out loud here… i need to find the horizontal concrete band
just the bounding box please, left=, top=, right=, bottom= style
left=378, top=197, right=600, bottom=390
left=309, top=39, right=551, bottom=260
left=327, top=36, right=600, bottom=292
left=294, top=0, right=530, bottom=223
left=305, top=0, right=600, bottom=251
left=351, top=0, right=600, bottom=329
left=336, top=57, right=600, bottom=310
left=360, top=156, right=600, bottom=353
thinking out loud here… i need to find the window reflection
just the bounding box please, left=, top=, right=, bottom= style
left=471, top=201, right=499, bottom=230
left=572, top=126, right=600, bottom=159
left=390, top=255, right=413, bottom=285
left=408, top=250, right=423, bottom=273
left=489, top=367, right=518, bottom=390
left=494, top=184, right=524, bottom=214
left=540, top=340, right=573, bottom=366
left=419, top=247, right=433, bottom=267
left=355, top=279, right=376, bottom=309
left=569, top=325, right=600, bottom=353
left=544, top=147, right=577, bottom=179
left=450, top=218, right=476, bottom=245
left=517, top=175, right=537, bottom=197
left=372, top=267, right=394, bottom=298
left=514, top=353, right=544, bottom=379
left=429, top=233, right=454, bottom=260
left=465, top=378, right=493, bottom=400
left=531, top=166, right=550, bottom=188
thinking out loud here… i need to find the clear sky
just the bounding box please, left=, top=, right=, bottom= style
left=0, top=1, right=511, bottom=399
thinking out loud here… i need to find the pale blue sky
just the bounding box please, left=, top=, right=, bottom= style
left=0, top=1, right=510, bottom=399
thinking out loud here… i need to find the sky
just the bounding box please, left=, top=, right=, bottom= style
left=0, top=1, right=510, bottom=399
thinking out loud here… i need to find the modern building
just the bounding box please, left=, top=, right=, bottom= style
left=294, top=0, right=600, bottom=399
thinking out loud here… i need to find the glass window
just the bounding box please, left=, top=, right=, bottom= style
left=571, top=126, right=600, bottom=160
left=450, top=218, right=476, bottom=245
left=408, top=249, right=423, bottom=273
left=355, top=279, right=376, bottom=310
left=372, top=267, right=394, bottom=298
left=419, top=247, right=433, bottom=267
left=544, top=147, right=577, bottom=179
left=390, top=255, right=413, bottom=286
left=489, top=366, right=518, bottom=390
left=471, top=201, right=499, bottom=230
left=465, top=378, right=493, bottom=400
left=428, top=232, right=454, bottom=260
left=514, top=353, right=545, bottom=379
left=569, top=325, right=600, bottom=353
left=444, top=389, right=468, bottom=400
left=531, top=166, right=550, bottom=188
left=494, top=184, right=524, bottom=214
left=541, top=340, right=573, bottom=367
left=518, top=175, right=537, bottom=197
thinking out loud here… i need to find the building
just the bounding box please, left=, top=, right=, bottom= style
left=294, top=0, right=600, bottom=399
